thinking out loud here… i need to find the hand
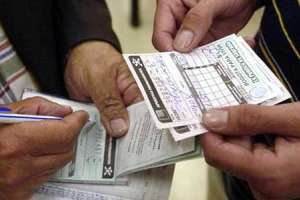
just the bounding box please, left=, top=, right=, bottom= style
left=200, top=103, right=300, bottom=199
left=0, top=97, right=88, bottom=199
left=65, top=41, right=142, bottom=137
left=152, top=0, right=256, bottom=52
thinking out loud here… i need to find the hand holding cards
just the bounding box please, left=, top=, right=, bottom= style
left=124, top=34, right=291, bottom=141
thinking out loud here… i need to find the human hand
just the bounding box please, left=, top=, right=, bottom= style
left=65, top=41, right=142, bottom=137
left=152, top=0, right=256, bottom=52
left=200, top=103, right=300, bottom=199
left=0, top=97, right=88, bottom=200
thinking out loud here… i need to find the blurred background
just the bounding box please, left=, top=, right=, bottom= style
left=107, top=1, right=263, bottom=199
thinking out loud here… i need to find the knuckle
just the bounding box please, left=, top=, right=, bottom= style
left=171, top=0, right=184, bottom=11
left=172, top=2, right=181, bottom=12
left=236, top=105, right=262, bottom=132
left=100, top=96, right=124, bottom=115
left=185, top=10, right=204, bottom=23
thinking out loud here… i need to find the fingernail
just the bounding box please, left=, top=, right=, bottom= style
left=202, top=110, right=228, bottom=130
left=174, top=30, right=194, bottom=50
left=110, top=118, right=128, bottom=136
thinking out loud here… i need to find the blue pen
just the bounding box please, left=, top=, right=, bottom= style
left=0, top=106, right=62, bottom=123
left=0, top=107, right=12, bottom=113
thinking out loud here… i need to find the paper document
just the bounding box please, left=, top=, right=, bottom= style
left=116, top=103, right=198, bottom=176
left=33, top=166, right=174, bottom=200
left=124, top=34, right=291, bottom=141
left=23, top=89, right=119, bottom=184
left=22, top=89, right=200, bottom=184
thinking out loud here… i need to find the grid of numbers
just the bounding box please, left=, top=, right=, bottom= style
left=185, top=65, right=239, bottom=110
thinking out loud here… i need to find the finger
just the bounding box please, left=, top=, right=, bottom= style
left=200, top=132, right=258, bottom=179
left=153, top=0, right=187, bottom=51
left=90, top=63, right=129, bottom=137
left=224, top=136, right=251, bottom=150
left=183, top=0, right=199, bottom=8
left=152, top=1, right=177, bottom=51
left=32, top=151, right=73, bottom=173
left=25, top=174, right=52, bottom=193
left=117, top=63, right=142, bottom=106
left=9, top=97, right=72, bottom=117
left=252, top=143, right=273, bottom=158
left=12, top=111, right=88, bottom=155
left=2, top=152, right=73, bottom=188
left=173, top=0, right=219, bottom=52
left=202, top=103, right=300, bottom=137
left=122, top=83, right=142, bottom=105
left=13, top=173, right=53, bottom=199
left=243, top=36, right=256, bottom=48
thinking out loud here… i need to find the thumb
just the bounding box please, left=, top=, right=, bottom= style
left=173, top=0, right=221, bottom=52
left=92, top=75, right=129, bottom=137
left=202, top=103, right=300, bottom=136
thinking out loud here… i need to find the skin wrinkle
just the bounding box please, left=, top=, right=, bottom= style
left=119, top=78, right=137, bottom=97
left=123, top=85, right=141, bottom=105
left=167, top=6, right=181, bottom=36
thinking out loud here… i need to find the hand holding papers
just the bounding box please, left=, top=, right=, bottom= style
left=25, top=34, right=291, bottom=200
left=22, top=89, right=200, bottom=184
left=124, top=34, right=291, bottom=141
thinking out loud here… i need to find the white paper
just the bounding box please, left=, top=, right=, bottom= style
left=115, top=102, right=197, bottom=176
left=124, top=34, right=291, bottom=141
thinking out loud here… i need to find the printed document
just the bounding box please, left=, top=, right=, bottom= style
left=124, top=34, right=291, bottom=141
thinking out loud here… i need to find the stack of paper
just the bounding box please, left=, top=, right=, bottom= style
left=124, top=34, right=291, bottom=141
